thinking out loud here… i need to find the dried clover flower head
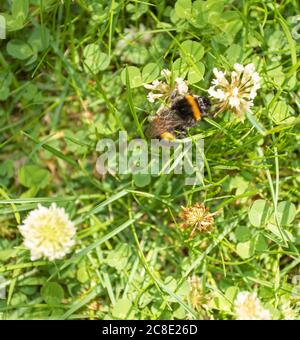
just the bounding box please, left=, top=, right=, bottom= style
left=208, top=63, right=261, bottom=121
left=180, top=203, right=217, bottom=238
left=188, top=276, right=204, bottom=310
left=188, top=275, right=211, bottom=318
left=144, top=69, right=189, bottom=104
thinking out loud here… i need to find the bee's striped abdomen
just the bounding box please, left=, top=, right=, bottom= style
left=171, top=95, right=202, bottom=121
left=185, top=95, right=202, bottom=121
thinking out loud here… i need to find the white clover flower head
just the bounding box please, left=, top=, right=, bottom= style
left=208, top=63, right=261, bottom=120
left=144, top=70, right=189, bottom=104
left=175, top=77, right=189, bottom=95
left=234, top=291, right=271, bottom=320
left=18, top=204, right=76, bottom=261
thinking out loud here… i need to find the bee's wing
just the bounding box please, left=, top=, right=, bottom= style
left=146, top=109, right=185, bottom=138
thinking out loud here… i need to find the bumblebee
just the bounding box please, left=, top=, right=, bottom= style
left=146, top=95, right=211, bottom=141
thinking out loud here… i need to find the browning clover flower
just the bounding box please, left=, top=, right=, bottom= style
left=18, top=204, right=76, bottom=261
left=234, top=291, right=271, bottom=320
left=208, top=63, right=260, bottom=121
left=144, top=69, right=189, bottom=104
left=180, top=203, right=217, bottom=238
left=189, top=276, right=205, bottom=310
left=187, top=275, right=212, bottom=319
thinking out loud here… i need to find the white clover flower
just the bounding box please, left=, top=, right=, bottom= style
left=208, top=63, right=261, bottom=120
left=244, top=63, right=255, bottom=75
left=211, top=68, right=228, bottom=87
left=143, top=80, right=160, bottom=90
left=229, top=96, right=240, bottom=109
left=208, top=87, right=227, bottom=100
left=175, top=77, right=189, bottom=95
left=234, top=292, right=271, bottom=320
left=213, top=68, right=227, bottom=80
left=147, top=92, right=163, bottom=103
left=143, top=80, right=168, bottom=92
left=144, top=69, right=189, bottom=104
left=233, top=63, right=244, bottom=73
left=252, top=72, right=261, bottom=84
left=18, top=204, right=76, bottom=261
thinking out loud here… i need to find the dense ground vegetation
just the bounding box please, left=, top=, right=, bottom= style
left=0, top=0, right=299, bottom=320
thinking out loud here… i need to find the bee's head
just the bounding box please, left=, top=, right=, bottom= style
left=195, top=96, right=212, bottom=118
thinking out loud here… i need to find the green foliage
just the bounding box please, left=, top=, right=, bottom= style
left=249, top=200, right=272, bottom=227
left=133, top=173, right=151, bottom=188
left=105, top=243, right=132, bottom=271
left=121, top=66, right=143, bottom=88
left=276, top=201, right=297, bottom=226
left=83, top=44, right=110, bottom=74
left=121, top=63, right=161, bottom=87
left=41, top=282, right=64, bottom=306
left=235, top=226, right=251, bottom=243
left=18, top=165, right=50, bottom=190
left=111, top=298, right=134, bottom=319
left=175, top=0, right=192, bottom=20
left=7, top=40, right=33, bottom=60
left=0, top=0, right=299, bottom=321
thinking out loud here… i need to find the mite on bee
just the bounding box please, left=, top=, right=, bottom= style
left=146, top=95, right=211, bottom=141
